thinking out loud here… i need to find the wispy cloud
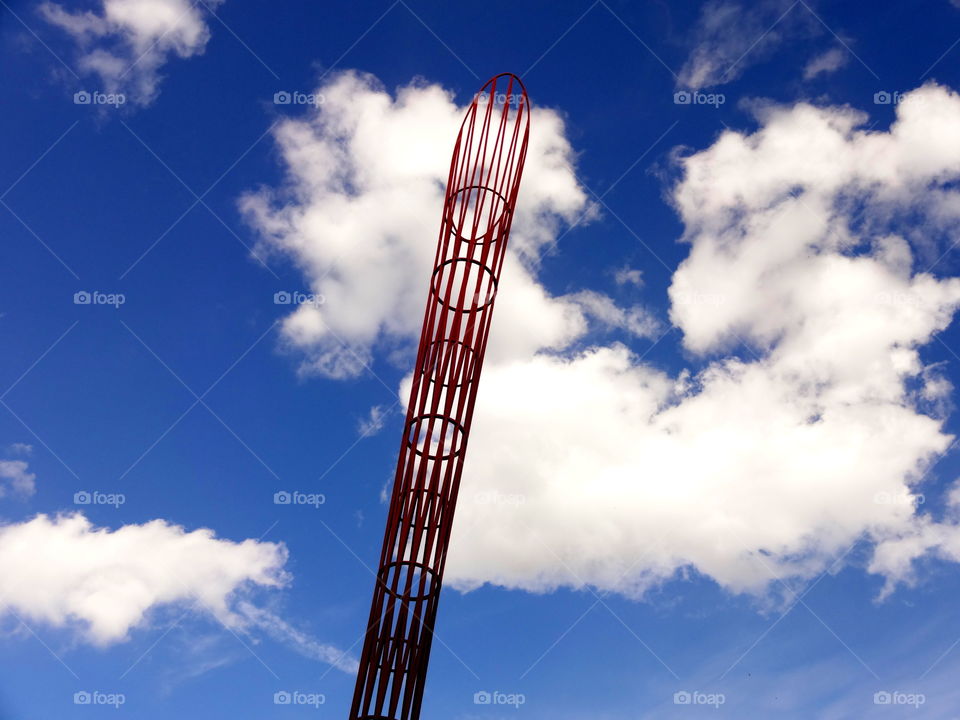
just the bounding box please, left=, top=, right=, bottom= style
left=39, top=0, right=226, bottom=105
left=0, top=459, right=36, bottom=498
left=237, top=602, right=358, bottom=673
left=803, top=46, right=849, bottom=80
left=678, top=0, right=817, bottom=89
left=357, top=405, right=388, bottom=437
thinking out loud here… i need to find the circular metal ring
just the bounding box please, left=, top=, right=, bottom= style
left=376, top=560, right=439, bottom=602
left=445, top=184, right=509, bottom=245
left=405, top=414, right=465, bottom=460
left=430, top=258, right=498, bottom=313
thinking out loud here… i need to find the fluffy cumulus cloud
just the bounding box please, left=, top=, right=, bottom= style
left=241, top=71, right=622, bottom=378
left=449, top=83, right=960, bottom=598
left=246, top=73, right=960, bottom=602
left=40, top=0, right=224, bottom=104
left=0, top=513, right=358, bottom=670
left=0, top=513, right=286, bottom=645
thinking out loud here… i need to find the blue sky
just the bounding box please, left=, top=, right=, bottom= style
left=4, top=0, right=960, bottom=718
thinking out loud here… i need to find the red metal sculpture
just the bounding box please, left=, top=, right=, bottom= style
left=349, top=73, right=530, bottom=720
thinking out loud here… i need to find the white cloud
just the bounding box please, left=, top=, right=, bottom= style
left=678, top=0, right=814, bottom=90
left=564, top=290, right=660, bottom=339
left=246, top=73, right=960, bottom=602
left=0, top=459, right=36, bottom=498
left=0, top=513, right=286, bottom=645
left=869, top=479, right=960, bottom=598
left=237, top=602, right=358, bottom=673
left=241, top=71, right=599, bottom=378
left=40, top=0, right=224, bottom=104
left=0, top=512, right=356, bottom=671
left=447, top=347, right=950, bottom=595
left=6, top=443, right=33, bottom=456
left=358, top=405, right=389, bottom=437
left=448, top=83, right=960, bottom=598
left=803, top=47, right=849, bottom=80
left=614, top=266, right=644, bottom=287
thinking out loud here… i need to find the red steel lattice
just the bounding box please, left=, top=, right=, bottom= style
left=349, top=73, right=530, bottom=720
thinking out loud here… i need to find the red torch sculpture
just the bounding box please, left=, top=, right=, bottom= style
left=349, top=73, right=530, bottom=720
